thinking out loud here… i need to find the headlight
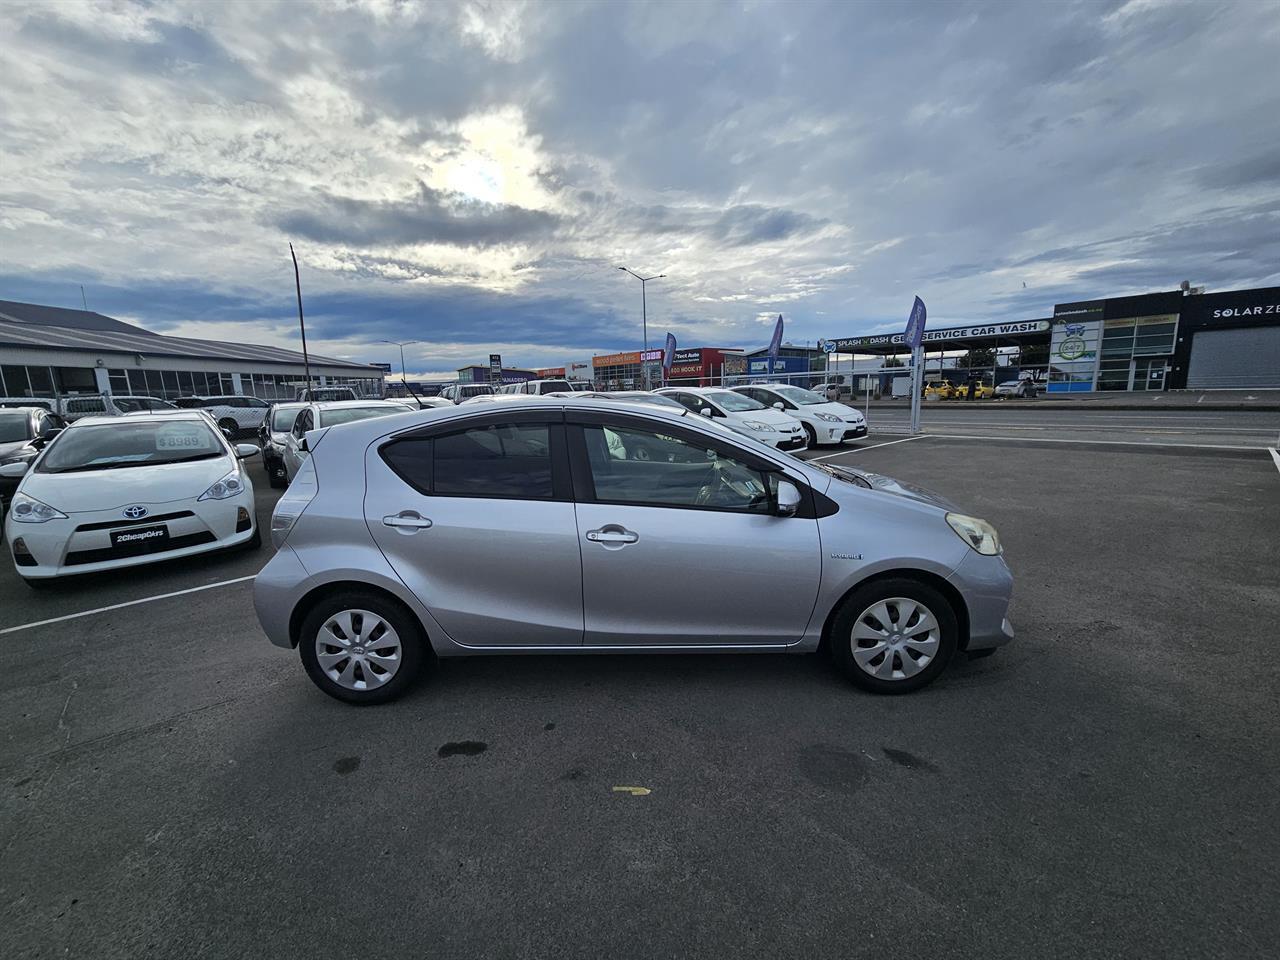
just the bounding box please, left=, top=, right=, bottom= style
left=946, top=513, right=1001, bottom=555
left=198, top=469, right=246, bottom=501
left=9, top=492, right=67, bottom=523
left=741, top=420, right=774, bottom=432
left=815, top=413, right=842, bottom=422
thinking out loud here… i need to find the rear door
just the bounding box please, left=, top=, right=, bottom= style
left=364, top=411, right=584, bottom=647
left=567, top=411, right=822, bottom=646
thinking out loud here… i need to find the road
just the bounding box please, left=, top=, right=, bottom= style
left=1, top=425, right=1279, bottom=959
left=858, top=405, right=1280, bottom=449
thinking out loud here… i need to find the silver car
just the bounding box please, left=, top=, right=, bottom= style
left=255, top=397, right=1013, bottom=704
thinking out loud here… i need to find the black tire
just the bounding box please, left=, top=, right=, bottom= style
left=829, top=577, right=958, bottom=694
left=801, top=422, right=818, bottom=448
left=266, top=459, right=287, bottom=489
left=298, top=590, right=428, bottom=705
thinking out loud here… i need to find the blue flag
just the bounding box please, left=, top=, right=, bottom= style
left=904, top=297, right=927, bottom=349
left=768, top=314, right=784, bottom=364
left=662, top=332, right=677, bottom=375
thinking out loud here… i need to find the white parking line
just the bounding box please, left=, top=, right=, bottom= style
left=807, top=434, right=931, bottom=461
left=1, top=575, right=257, bottom=636
left=1270, top=448, right=1280, bottom=476
left=921, top=433, right=1269, bottom=452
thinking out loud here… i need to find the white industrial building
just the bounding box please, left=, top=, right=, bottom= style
left=0, top=299, right=385, bottom=401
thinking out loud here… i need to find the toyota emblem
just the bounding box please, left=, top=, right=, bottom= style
left=122, top=505, right=149, bottom=519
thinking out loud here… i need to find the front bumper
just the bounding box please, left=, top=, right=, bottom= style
left=947, top=549, right=1015, bottom=651
left=6, top=493, right=256, bottom=578
left=765, top=430, right=808, bottom=451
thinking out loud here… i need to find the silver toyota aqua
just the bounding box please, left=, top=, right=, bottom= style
left=254, top=397, right=1013, bottom=704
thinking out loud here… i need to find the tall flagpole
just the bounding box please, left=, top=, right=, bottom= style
left=290, top=243, right=312, bottom=392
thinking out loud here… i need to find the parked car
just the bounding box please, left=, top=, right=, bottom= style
left=398, top=396, right=453, bottom=410
left=174, top=395, right=272, bottom=437
left=731, top=384, right=867, bottom=447
left=508, top=379, right=574, bottom=396
left=562, top=391, right=689, bottom=410
left=0, top=407, right=66, bottom=510
left=654, top=387, right=807, bottom=451
left=923, top=380, right=956, bottom=401
left=817, top=382, right=851, bottom=402
left=0, top=397, right=56, bottom=412
left=438, top=383, right=495, bottom=404
left=2, top=410, right=260, bottom=586
left=106, top=395, right=179, bottom=413
left=280, top=400, right=414, bottom=482
left=995, top=378, right=1040, bottom=399
left=258, top=402, right=308, bottom=489
left=254, top=396, right=1013, bottom=704
left=294, top=387, right=360, bottom=402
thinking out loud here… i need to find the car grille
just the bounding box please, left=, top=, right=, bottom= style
left=74, top=510, right=194, bottom=533
left=65, top=531, right=217, bottom=566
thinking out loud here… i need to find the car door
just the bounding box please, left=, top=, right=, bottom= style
left=567, top=411, right=822, bottom=646
left=283, top=408, right=312, bottom=479
left=364, top=411, right=583, bottom=647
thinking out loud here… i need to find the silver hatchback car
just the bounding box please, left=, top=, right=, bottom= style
left=255, top=397, right=1013, bottom=704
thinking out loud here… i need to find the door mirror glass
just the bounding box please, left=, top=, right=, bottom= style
left=775, top=480, right=802, bottom=517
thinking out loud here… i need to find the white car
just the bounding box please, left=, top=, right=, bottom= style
left=994, top=379, right=1040, bottom=398
left=1, top=411, right=260, bottom=586
left=655, top=387, right=808, bottom=452
left=281, top=400, right=414, bottom=482
left=439, top=383, right=495, bottom=404
left=174, top=395, right=272, bottom=437
left=731, top=384, right=868, bottom=447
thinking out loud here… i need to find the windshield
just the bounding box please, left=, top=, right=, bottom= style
left=272, top=406, right=304, bottom=430
left=317, top=406, right=404, bottom=427
left=0, top=413, right=31, bottom=443
left=38, top=420, right=225, bottom=473
left=772, top=385, right=827, bottom=406
left=536, top=380, right=572, bottom=394
left=704, top=390, right=766, bottom=412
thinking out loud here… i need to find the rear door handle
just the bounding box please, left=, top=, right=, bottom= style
left=383, top=511, right=433, bottom=530
left=586, top=527, right=639, bottom=545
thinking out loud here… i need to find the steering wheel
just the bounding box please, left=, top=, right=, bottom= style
left=693, top=461, right=760, bottom=506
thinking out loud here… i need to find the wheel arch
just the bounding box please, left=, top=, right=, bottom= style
left=288, top=579, right=429, bottom=650
left=818, top=568, right=971, bottom=655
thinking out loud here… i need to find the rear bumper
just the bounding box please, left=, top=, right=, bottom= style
left=947, top=550, right=1015, bottom=651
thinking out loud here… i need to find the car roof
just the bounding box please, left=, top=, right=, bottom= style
left=0, top=405, right=46, bottom=416
left=74, top=409, right=211, bottom=427
left=309, top=399, right=406, bottom=409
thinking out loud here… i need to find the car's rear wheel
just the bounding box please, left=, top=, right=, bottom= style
left=830, top=578, right=958, bottom=694
left=298, top=592, right=426, bottom=704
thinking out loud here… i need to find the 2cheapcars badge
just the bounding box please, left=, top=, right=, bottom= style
left=122, top=505, right=149, bottom=519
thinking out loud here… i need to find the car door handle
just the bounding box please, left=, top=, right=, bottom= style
left=383, top=512, right=433, bottom=530
left=586, top=527, right=639, bottom=545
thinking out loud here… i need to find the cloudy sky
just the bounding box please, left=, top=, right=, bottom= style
left=1, top=0, right=1277, bottom=376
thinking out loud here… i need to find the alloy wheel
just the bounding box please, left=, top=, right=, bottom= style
left=850, top=596, right=941, bottom=681
left=315, top=608, right=403, bottom=691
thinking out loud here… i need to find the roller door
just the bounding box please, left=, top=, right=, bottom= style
left=1186, top=327, right=1280, bottom=389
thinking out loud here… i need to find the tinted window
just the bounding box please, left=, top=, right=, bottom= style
left=381, top=437, right=432, bottom=493
left=434, top=423, right=552, bottom=498
left=583, top=424, right=774, bottom=512
left=0, top=412, right=30, bottom=443
left=272, top=407, right=303, bottom=430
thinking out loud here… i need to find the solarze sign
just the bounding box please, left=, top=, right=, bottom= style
left=829, top=319, right=1049, bottom=351
left=1212, top=304, right=1280, bottom=318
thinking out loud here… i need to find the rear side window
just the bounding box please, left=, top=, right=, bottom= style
left=382, top=423, right=555, bottom=500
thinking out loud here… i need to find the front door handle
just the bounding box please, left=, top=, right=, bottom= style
left=586, top=526, right=639, bottom=545
left=383, top=511, right=433, bottom=531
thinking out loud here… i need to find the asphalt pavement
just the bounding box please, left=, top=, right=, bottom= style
left=2, top=425, right=1279, bottom=959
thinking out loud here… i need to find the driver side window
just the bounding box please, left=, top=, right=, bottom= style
left=582, top=423, right=776, bottom=513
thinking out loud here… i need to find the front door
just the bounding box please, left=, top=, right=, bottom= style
left=364, top=414, right=583, bottom=647
left=569, top=416, right=821, bottom=646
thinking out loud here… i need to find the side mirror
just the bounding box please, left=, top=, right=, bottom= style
left=699, top=407, right=712, bottom=417
left=775, top=480, right=802, bottom=518
left=299, top=436, right=309, bottom=452
left=235, top=443, right=260, bottom=459
left=772, top=402, right=784, bottom=410
left=0, top=461, right=30, bottom=478
left=220, top=427, right=235, bottom=442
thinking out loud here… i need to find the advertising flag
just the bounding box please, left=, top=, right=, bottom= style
left=768, top=314, right=784, bottom=365
left=662, top=332, right=677, bottom=375
left=904, top=297, right=927, bottom=349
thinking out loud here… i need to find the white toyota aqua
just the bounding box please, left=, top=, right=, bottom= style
left=2, top=411, right=260, bottom=587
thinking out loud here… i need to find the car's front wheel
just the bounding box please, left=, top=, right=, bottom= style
left=801, top=423, right=818, bottom=448
left=830, top=577, right=958, bottom=694
left=298, top=591, right=427, bottom=704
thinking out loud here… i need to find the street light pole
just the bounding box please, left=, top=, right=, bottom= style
left=617, top=266, right=665, bottom=389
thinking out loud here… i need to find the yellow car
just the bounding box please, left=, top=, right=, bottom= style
left=923, top=380, right=956, bottom=400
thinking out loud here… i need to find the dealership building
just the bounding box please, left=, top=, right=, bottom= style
left=0, top=299, right=386, bottom=401
left=827, top=284, right=1280, bottom=393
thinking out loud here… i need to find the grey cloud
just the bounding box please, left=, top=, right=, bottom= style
left=276, top=184, right=560, bottom=248
left=1197, top=153, right=1280, bottom=190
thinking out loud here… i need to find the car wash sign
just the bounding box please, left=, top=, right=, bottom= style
left=828, top=319, right=1050, bottom=352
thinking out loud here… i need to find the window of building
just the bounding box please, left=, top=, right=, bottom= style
left=1, top=365, right=29, bottom=396
left=108, top=369, right=129, bottom=394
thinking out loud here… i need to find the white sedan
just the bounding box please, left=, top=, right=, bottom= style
left=731, top=384, right=868, bottom=447
left=1, top=411, right=260, bottom=586
left=654, top=387, right=808, bottom=451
